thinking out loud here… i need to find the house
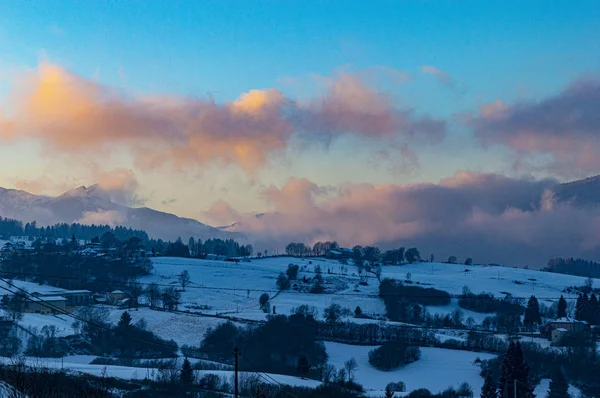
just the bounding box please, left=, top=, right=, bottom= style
left=541, top=317, right=590, bottom=340
left=24, top=296, right=67, bottom=314
left=326, top=247, right=353, bottom=259
left=108, top=290, right=128, bottom=305
left=1, top=243, right=14, bottom=257
left=31, top=288, right=91, bottom=308
left=552, top=328, right=568, bottom=345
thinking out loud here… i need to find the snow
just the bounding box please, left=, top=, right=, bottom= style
left=0, top=356, right=320, bottom=388
left=534, top=378, right=581, bottom=397
left=324, top=342, right=495, bottom=396
left=106, top=307, right=228, bottom=347
left=142, top=256, right=593, bottom=328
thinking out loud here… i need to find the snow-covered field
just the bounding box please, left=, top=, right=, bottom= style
left=325, top=342, right=495, bottom=396
left=143, top=256, right=595, bottom=326
left=106, top=307, right=227, bottom=347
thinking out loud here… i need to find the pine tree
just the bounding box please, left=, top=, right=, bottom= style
left=588, top=294, right=599, bottom=325
left=481, top=375, right=498, bottom=398
left=117, top=311, right=132, bottom=330
left=180, top=358, right=194, bottom=386
left=547, top=368, right=569, bottom=398
left=575, top=293, right=589, bottom=321
left=385, top=386, right=395, bottom=398
left=498, top=342, right=535, bottom=398
left=524, top=296, right=542, bottom=329
left=297, top=354, right=310, bottom=377
left=557, top=295, right=567, bottom=318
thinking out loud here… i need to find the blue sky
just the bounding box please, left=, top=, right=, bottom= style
left=0, top=1, right=599, bottom=221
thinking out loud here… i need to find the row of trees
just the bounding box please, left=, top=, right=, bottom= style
left=285, top=241, right=339, bottom=257
left=574, top=293, right=600, bottom=324
left=545, top=257, right=600, bottom=279
left=0, top=217, right=149, bottom=242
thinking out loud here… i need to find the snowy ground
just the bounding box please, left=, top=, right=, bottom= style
left=534, top=378, right=581, bottom=397
left=105, top=307, right=228, bottom=347
left=324, top=341, right=496, bottom=396
left=143, top=256, right=594, bottom=327
left=0, top=356, right=320, bottom=388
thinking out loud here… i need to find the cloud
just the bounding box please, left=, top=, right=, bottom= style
left=0, top=62, right=445, bottom=174
left=471, top=77, right=600, bottom=177
left=221, top=172, right=600, bottom=267
left=296, top=71, right=446, bottom=142
left=421, top=65, right=466, bottom=95
left=75, top=209, right=125, bottom=226
left=370, top=143, right=420, bottom=175
left=91, top=167, right=146, bottom=206
left=203, top=200, right=243, bottom=226
left=421, top=65, right=453, bottom=85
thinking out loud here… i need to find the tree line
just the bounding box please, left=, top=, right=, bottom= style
left=545, top=257, right=600, bottom=278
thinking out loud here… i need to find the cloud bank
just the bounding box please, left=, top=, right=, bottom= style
left=0, top=62, right=444, bottom=174
left=471, top=78, right=600, bottom=177
left=219, top=172, right=600, bottom=267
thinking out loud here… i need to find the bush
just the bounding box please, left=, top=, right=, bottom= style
left=276, top=273, right=291, bottom=290
left=368, top=342, right=420, bottom=370
left=286, top=264, right=300, bottom=280
left=324, top=304, right=342, bottom=323
left=386, top=381, right=406, bottom=392
left=259, top=293, right=270, bottom=308
left=407, top=389, right=433, bottom=398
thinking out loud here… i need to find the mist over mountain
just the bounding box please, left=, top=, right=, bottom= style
left=0, top=184, right=231, bottom=242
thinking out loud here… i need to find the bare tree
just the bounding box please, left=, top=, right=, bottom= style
left=145, top=283, right=160, bottom=309
left=344, top=357, right=358, bottom=381
left=128, top=281, right=143, bottom=308
left=178, top=270, right=191, bottom=291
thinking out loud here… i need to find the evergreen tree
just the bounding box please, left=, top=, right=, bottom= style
left=524, top=296, right=542, bottom=329
left=557, top=295, right=568, bottom=318
left=180, top=358, right=194, bottom=386
left=575, top=293, right=589, bottom=321
left=547, top=368, right=569, bottom=398
left=297, top=354, right=310, bottom=377
left=481, top=375, right=498, bottom=398
left=117, top=311, right=132, bottom=330
left=498, top=342, right=534, bottom=398
left=71, top=233, right=79, bottom=249
left=385, top=386, right=395, bottom=398
left=588, top=294, right=599, bottom=324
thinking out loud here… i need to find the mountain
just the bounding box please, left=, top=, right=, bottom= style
left=0, top=185, right=233, bottom=242
left=553, top=175, right=600, bottom=206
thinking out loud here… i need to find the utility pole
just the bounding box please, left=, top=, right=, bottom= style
left=234, top=347, right=240, bottom=398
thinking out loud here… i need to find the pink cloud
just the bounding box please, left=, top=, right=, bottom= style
left=222, top=172, right=600, bottom=267
left=0, top=62, right=445, bottom=174
left=471, top=77, right=600, bottom=177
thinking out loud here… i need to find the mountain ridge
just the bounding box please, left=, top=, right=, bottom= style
left=0, top=185, right=234, bottom=242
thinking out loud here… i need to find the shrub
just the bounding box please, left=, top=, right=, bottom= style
left=259, top=293, right=270, bottom=308
left=324, top=303, right=342, bottom=323
left=406, top=389, right=433, bottom=398
left=368, top=342, right=420, bottom=370
left=386, top=381, right=407, bottom=392
left=286, top=264, right=300, bottom=280
left=276, top=273, right=291, bottom=290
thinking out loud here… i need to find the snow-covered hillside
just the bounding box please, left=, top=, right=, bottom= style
left=142, top=256, right=597, bottom=324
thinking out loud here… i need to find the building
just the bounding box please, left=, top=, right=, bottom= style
left=551, top=328, right=568, bottom=345
left=108, top=290, right=128, bottom=305
left=30, top=289, right=91, bottom=308
left=25, top=296, right=67, bottom=314
left=541, top=317, right=590, bottom=340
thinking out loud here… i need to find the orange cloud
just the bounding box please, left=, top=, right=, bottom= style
left=0, top=62, right=446, bottom=174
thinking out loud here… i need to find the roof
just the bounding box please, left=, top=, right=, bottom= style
left=30, top=296, right=67, bottom=302
left=65, top=290, right=91, bottom=294
left=111, top=290, right=125, bottom=294
left=555, top=328, right=568, bottom=332
left=552, top=317, right=584, bottom=324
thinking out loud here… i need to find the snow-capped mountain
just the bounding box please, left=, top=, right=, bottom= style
left=0, top=185, right=233, bottom=242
